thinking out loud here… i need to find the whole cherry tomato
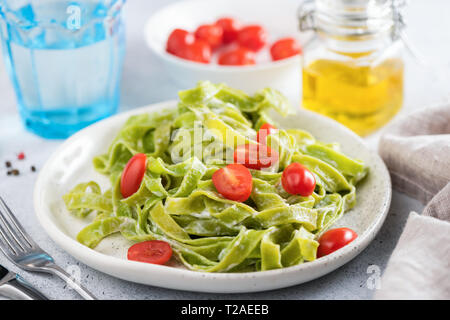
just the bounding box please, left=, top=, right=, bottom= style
left=270, top=37, right=302, bottom=61
left=257, top=123, right=278, bottom=144
left=178, top=39, right=212, bottom=63
left=216, top=17, right=241, bottom=44
left=166, top=29, right=194, bottom=55
left=127, top=240, right=173, bottom=265
left=281, top=162, right=316, bottom=196
left=195, top=24, right=223, bottom=50
left=237, top=25, right=268, bottom=52
left=218, top=47, right=256, bottom=66
left=212, top=164, right=253, bottom=202
left=234, top=144, right=279, bottom=170
left=317, top=228, right=358, bottom=258
left=120, top=153, right=147, bottom=198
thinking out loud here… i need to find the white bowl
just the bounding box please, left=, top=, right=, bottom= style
left=34, top=101, right=391, bottom=293
left=144, top=0, right=305, bottom=104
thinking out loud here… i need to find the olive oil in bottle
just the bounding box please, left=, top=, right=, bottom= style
left=302, top=58, right=404, bottom=136
left=299, top=0, right=406, bottom=136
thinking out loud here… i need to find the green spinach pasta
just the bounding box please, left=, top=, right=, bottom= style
left=63, top=81, right=368, bottom=272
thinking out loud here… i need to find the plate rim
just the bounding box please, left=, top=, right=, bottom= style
left=34, top=100, right=392, bottom=293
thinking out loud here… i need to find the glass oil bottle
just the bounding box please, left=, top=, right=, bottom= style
left=299, top=0, right=406, bottom=136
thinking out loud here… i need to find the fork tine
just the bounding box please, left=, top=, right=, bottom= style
left=0, top=220, right=20, bottom=255
left=0, top=206, right=27, bottom=252
left=0, top=197, right=36, bottom=249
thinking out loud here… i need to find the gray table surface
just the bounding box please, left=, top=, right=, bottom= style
left=0, top=0, right=449, bottom=300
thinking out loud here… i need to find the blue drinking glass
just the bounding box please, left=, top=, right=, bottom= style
left=0, top=0, right=126, bottom=139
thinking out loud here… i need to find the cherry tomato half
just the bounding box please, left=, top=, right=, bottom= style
left=120, top=153, right=147, bottom=198
left=281, top=162, right=316, bottom=196
left=216, top=17, right=241, bottom=44
left=127, top=240, right=173, bottom=265
left=218, top=47, right=256, bottom=66
left=166, top=29, right=194, bottom=55
left=317, top=228, right=358, bottom=258
left=270, top=37, right=302, bottom=61
left=257, top=123, right=278, bottom=144
left=234, top=144, right=279, bottom=170
left=237, top=25, right=268, bottom=52
left=212, top=164, right=252, bottom=202
left=178, top=39, right=212, bottom=63
left=195, top=24, right=223, bottom=50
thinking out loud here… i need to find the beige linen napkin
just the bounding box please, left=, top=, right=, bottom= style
left=375, top=104, right=450, bottom=299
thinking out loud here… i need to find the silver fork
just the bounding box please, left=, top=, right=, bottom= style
left=0, top=196, right=96, bottom=300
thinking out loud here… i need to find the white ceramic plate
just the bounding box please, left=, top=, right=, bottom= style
left=34, top=101, right=391, bottom=293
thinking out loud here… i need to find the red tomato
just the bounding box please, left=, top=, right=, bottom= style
left=212, top=164, right=252, bottom=202
left=218, top=47, right=256, bottom=66
left=127, top=240, right=173, bottom=265
left=120, top=153, right=147, bottom=198
left=317, top=228, right=358, bottom=258
left=216, top=17, right=241, bottom=44
left=166, top=29, right=194, bottom=55
left=237, top=25, right=268, bottom=52
left=270, top=37, right=302, bottom=61
left=178, top=39, right=212, bottom=63
left=195, top=24, right=223, bottom=50
left=233, top=144, right=279, bottom=170
left=281, top=162, right=316, bottom=196
left=257, top=123, right=278, bottom=144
